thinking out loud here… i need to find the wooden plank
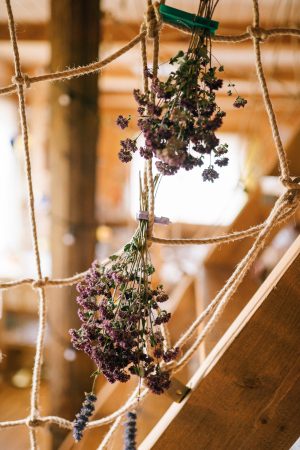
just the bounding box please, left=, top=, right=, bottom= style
left=0, top=20, right=295, bottom=43
left=197, top=265, right=259, bottom=354
left=47, top=1, right=99, bottom=447
left=140, top=235, right=300, bottom=450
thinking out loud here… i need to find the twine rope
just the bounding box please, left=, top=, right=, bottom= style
left=5, top=1, right=47, bottom=448
left=0, top=0, right=299, bottom=449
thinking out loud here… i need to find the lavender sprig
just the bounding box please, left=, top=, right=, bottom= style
left=124, top=411, right=137, bottom=450
left=73, top=392, right=97, bottom=442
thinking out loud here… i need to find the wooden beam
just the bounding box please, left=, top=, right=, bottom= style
left=47, top=0, right=99, bottom=447
left=0, top=22, right=48, bottom=41
left=140, top=235, right=300, bottom=450
left=0, top=20, right=297, bottom=43
left=197, top=265, right=259, bottom=354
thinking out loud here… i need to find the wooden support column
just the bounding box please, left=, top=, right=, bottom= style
left=48, top=1, right=99, bottom=447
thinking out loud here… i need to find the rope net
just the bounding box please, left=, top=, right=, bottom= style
left=0, top=0, right=299, bottom=448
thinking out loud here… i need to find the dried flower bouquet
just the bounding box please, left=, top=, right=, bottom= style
left=117, top=1, right=246, bottom=181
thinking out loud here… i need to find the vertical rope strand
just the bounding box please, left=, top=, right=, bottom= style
left=5, top=1, right=47, bottom=447
left=140, top=24, right=150, bottom=225
left=251, top=0, right=291, bottom=183
left=147, top=8, right=161, bottom=238
left=140, top=32, right=149, bottom=95
left=29, top=428, right=38, bottom=450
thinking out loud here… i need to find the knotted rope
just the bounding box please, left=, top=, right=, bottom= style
left=145, top=0, right=163, bottom=39
left=12, top=73, right=31, bottom=88
left=246, top=25, right=268, bottom=42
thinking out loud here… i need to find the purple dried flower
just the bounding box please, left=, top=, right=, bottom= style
left=156, top=293, right=169, bottom=303
left=163, top=347, right=179, bottom=363
left=116, top=115, right=130, bottom=129
left=154, top=311, right=171, bottom=325
left=133, top=89, right=148, bottom=106
left=233, top=96, right=247, bottom=108
left=118, top=150, right=132, bottom=163
left=155, top=161, right=179, bottom=176
left=202, top=166, right=219, bottom=182
left=139, top=146, right=153, bottom=160
left=215, top=157, right=229, bottom=167
left=145, top=368, right=171, bottom=395
left=120, top=138, right=137, bottom=153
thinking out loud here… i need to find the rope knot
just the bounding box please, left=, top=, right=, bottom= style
left=247, top=26, right=268, bottom=42
left=145, top=1, right=162, bottom=39
left=280, top=176, right=300, bottom=191
left=32, top=277, right=49, bottom=289
left=12, top=73, right=31, bottom=89
left=25, top=416, right=44, bottom=428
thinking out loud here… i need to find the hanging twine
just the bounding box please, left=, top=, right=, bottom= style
left=0, top=0, right=299, bottom=449
left=145, top=1, right=163, bottom=39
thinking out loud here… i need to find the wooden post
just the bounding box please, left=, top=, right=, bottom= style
left=48, top=1, right=99, bottom=447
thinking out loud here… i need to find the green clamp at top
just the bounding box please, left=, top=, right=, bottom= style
left=159, top=4, right=219, bottom=35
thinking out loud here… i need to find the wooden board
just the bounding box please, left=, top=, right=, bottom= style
left=140, top=235, right=300, bottom=450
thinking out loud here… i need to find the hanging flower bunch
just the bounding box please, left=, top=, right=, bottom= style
left=117, top=2, right=247, bottom=182
left=70, top=185, right=178, bottom=395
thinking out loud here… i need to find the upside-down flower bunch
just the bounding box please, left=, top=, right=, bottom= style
left=70, top=200, right=178, bottom=394
left=117, top=2, right=246, bottom=182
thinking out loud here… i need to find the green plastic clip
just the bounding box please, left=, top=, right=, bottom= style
left=159, top=4, right=219, bottom=35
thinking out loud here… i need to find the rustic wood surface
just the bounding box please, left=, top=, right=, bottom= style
left=142, top=236, right=300, bottom=450
left=47, top=0, right=99, bottom=447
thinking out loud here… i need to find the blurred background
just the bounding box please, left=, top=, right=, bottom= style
left=0, top=0, right=299, bottom=448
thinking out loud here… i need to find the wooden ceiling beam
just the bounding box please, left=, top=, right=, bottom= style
left=0, top=20, right=298, bottom=44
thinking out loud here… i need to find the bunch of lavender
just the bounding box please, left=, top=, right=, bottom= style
left=70, top=184, right=178, bottom=394
left=73, top=392, right=97, bottom=442
left=124, top=411, right=137, bottom=450
left=117, top=2, right=246, bottom=182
